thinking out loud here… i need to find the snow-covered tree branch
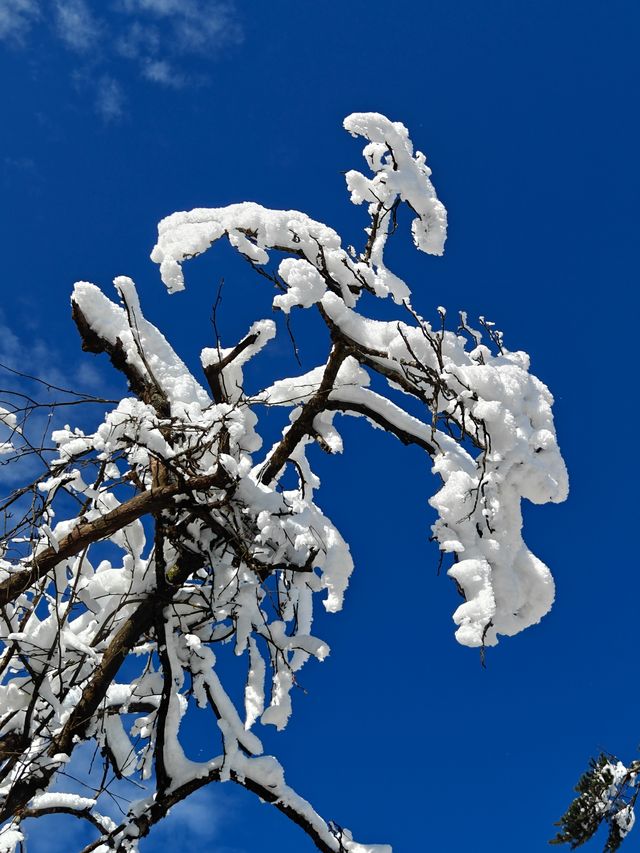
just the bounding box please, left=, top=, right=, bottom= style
left=0, top=112, right=568, bottom=852
left=552, top=754, right=639, bottom=851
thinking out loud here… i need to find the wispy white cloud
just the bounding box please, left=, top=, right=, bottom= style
left=95, top=75, right=125, bottom=121
left=114, top=19, right=161, bottom=60
left=53, top=0, right=101, bottom=53
left=3, top=155, right=37, bottom=172
left=141, top=57, right=183, bottom=87
left=0, top=306, right=113, bottom=488
left=157, top=794, right=248, bottom=853
left=112, top=0, right=242, bottom=89
left=117, top=0, right=242, bottom=55
left=0, top=0, right=242, bottom=119
left=120, top=0, right=188, bottom=14
left=0, top=303, right=115, bottom=396
left=0, top=0, right=39, bottom=42
left=147, top=783, right=238, bottom=847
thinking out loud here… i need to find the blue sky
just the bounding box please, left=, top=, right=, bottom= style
left=1, top=1, right=639, bottom=851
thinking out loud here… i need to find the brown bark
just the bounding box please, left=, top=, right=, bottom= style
left=0, top=472, right=226, bottom=607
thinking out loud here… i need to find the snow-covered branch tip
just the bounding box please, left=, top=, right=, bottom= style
left=0, top=111, right=567, bottom=853
left=552, top=753, right=639, bottom=851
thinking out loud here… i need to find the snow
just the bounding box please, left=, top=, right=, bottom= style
left=0, top=827, right=23, bottom=853
left=344, top=111, right=447, bottom=257
left=29, top=792, right=96, bottom=811
left=317, top=294, right=568, bottom=646
left=151, top=202, right=360, bottom=304
left=201, top=318, right=276, bottom=403
left=72, top=278, right=211, bottom=410
left=0, top=409, right=18, bottom=431
left=274, top=258, right=327, bottom=313
left=244, top=637, right=266, bottom=730
left=0, top=111, right=568, bottom=852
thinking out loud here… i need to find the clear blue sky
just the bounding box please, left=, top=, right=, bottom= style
left=1, top=2, right=638, bottom=851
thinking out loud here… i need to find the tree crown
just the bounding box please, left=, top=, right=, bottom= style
left=0, top=112, right=567, bottom=852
